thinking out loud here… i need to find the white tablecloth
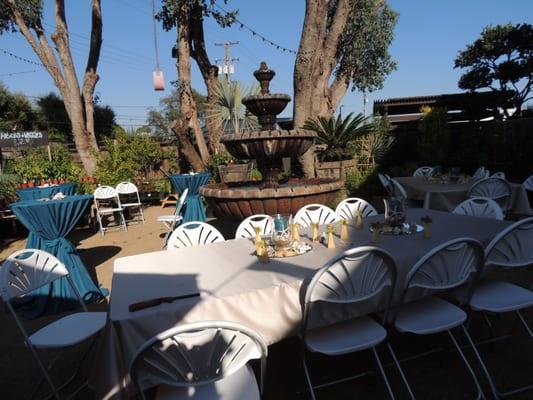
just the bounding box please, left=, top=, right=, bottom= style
left=91, top=208, right=510, bottom=399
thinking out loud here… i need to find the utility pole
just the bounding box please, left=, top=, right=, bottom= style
left=215, top=41, right=239, bottom=82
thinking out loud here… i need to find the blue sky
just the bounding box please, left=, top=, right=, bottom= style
left=0, top=0, right=532, bottom=128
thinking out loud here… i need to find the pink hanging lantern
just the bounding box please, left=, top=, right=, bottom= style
left=153, top=70, right=165, bottom=91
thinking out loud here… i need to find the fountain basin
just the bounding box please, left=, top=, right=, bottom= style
left=200, top=179, right=344, bottom=220
left=220, top=129, right=316, bottom=160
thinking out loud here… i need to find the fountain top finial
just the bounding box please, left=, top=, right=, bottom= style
left=253, top=62, right=275, bottom=95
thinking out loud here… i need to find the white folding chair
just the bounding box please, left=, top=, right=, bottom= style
left=158, top=188, right=188, bottom=232
left=462, top=217, right=533, bottom=399
left=387, top=238, right=486, bottom=399
left=235, top=214, right=274, bottom=239
left=378, top=173, right=394, bottom=196
left=0, top=249, right=107, bottom=400
left=467, top=177, right=512, bottom=213
left=293, top=204, right=338, bottom=228
left=453, top=197, right=504, bottom=220
left=167, top=221, right=225, bottom=250
left=301, top=247, right=399, bottom=400
left=93, top=185, right=127, bottom=235
left=129, top=321, right=268, bottom=400
left=335, top=197, right=378, bottom=221
left=523, top=174, right=533, bottom=191
left=413, top=166, right=434, bottom=177
left=115, top=181, right=145, bottom=224
left=390, top=178, right=407, bottom=200
left=491, top=171, right=506, bottom=179
left=473, top=166, right=490, bottom=179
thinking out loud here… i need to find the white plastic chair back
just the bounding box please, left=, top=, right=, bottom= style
left=396, top=238, right=484, bottom=311
left=175, top=188, right=188, bottom=217
left=235, top=214, right=274, bottom=239
left=467, top=177, right=511, bottom=211
left=94, top=185, right=119, bottom=201
left=453, top=197, right=504, bottom=220
left=378, top=173, right=393, bottom=196
left=0, top=249, right=76, bottom=301
left=293, top=204, right=338, bottom=228
left=491, top=172, right=506, bottom=179
left=167, top=221, right=225, bottom=249
left=484, top=217, right=533, bottom=269
left=523, top=174, right=533, bottom=191
left=335, top=197, right=378, bottom=220
left=129, top=321, right=268, bottom=398
left=115, top=181, right=138, bottom=195
left=390, top=178, right=407, bottom=199
left=413, top=166, right=434, bottom=177
left=302, top=247, right=397, bottom=334
left=473, top=167, right=490, bottom=179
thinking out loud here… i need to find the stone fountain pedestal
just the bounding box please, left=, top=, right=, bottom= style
left=199, top=62, right=343, bottom=220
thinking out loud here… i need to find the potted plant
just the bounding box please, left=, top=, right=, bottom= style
left=304, top=112, right=373, bottom=180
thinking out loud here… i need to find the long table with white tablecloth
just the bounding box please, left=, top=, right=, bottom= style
left=91, top=208, right=510, bottom=399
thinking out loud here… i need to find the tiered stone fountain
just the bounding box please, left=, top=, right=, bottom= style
left=200, top=62, right=343, bottom=220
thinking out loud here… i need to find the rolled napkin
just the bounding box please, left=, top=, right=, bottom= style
left=52, top=192, right=66, bottom=200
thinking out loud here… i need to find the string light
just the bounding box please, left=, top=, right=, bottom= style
left=213, top=4, right=298, bottom=55
left=0, top=48, right=44, bottom=66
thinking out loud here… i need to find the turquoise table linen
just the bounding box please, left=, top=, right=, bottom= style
left=168, top=172, right=211, bottom=222
left=17, top=182, right=77, bottom=201
left=10, top=194, right=106, bottom=317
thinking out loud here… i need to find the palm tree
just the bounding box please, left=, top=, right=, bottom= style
left=303, top=112, right=373, bottom=162
left=207, top=80, right=260, bottom=134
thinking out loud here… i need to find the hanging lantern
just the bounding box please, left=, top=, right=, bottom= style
left=153, top=70, right=165, bottom=91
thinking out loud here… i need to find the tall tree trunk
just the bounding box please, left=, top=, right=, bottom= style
left=189, top=6, right=223, bottom=154
left=6, top=0, right=102, bottom=174
left=7, top=0, right=102, bottom=174
left=173, top=12, right=207, bottom=171
left=293, top=0, right=355, bottom=178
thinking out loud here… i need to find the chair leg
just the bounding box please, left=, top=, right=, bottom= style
left=372, top=346, right=395, bottom=400
left=447, top=328, right=486, bottom=400
left=139, top=205, right=145, bottom=224
left=120, top=212, right=127, bottom=231
left=516, top=310, right=533, bottom=339
left=301, top=350, right=317, bottom=400
left=96, top=212, right=105, bottom=236
left=386, top=341, right=416, bottom=400
left=27, top=344, right=61, bottom=400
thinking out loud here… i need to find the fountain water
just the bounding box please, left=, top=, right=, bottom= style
left=200, top=62, right=343, bottom=220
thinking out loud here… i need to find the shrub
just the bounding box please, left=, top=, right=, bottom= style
left=0, top=174, right=21, bottom=207
left=417, top=106, right=451, bottom=165
left=95, top=132, right=169, bottom=186
left=12, top=145, right=82, bottom=181
left=206, top=151, right=234, bottom=182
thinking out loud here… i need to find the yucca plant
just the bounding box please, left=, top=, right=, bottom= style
left=303, top=112, right=373, bottom=162
left=207, top=80, right=260, bottom=134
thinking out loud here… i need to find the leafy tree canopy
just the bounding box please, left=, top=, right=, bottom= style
left=146, top=86, right=206, bottom=137
left=157, top=0, right=237, bottom=30
left=454, top=23, right=533, bottom=116
left=0, top=0, right=42, bottom=34
left=335, top=0, right=398, bottom=93
left=0, top=82, right=37, bottom=131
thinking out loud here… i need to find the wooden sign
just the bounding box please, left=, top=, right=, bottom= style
left=0, top=131, right=48, bottom=148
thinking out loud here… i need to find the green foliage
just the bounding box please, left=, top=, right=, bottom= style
left=12, top=145, right=82, bottom=181
left=0, top=0, right=43, bottom=34
left=95, top=132, right=168, bottom=186
left=157, top=0, right=237, bottom=31
left=206, top=151, right=233, bottom=182
left=334, top=0, right=398, bottom=93
left=454, top=23, right=533, bottom=116
left=351, top=115, right=394, bottom=165
left=146, top=87, right=206, bottom=138
left=0, top=82, right=37, bottom=131
left=36, top=92, right=117, bottom=141
left=304, top=112, right=373, bottom=162
left=417, top=106, right=451, bottom=165
left=207, top=80, right=260, bottom=134
left=0, top=173, right=21, bottom=206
